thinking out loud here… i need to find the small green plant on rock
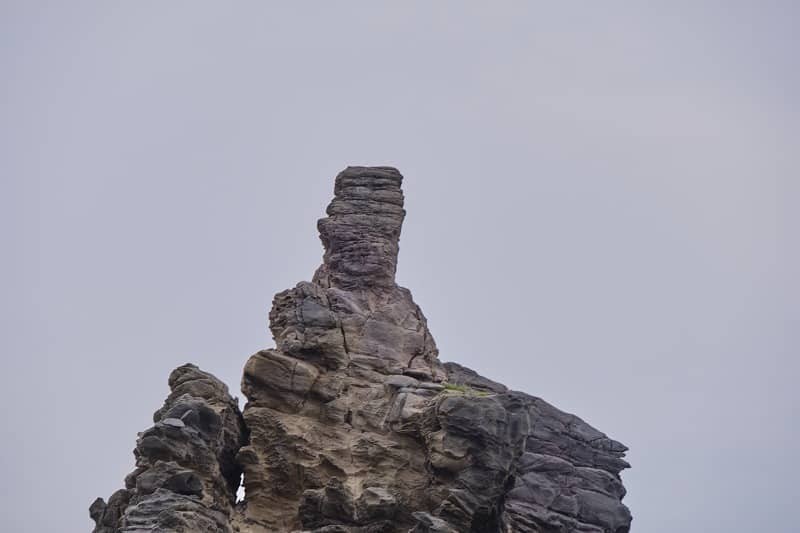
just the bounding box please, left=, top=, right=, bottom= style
left=441, top=382, right=490, bottom=397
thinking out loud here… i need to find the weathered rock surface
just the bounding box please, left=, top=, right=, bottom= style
left=93, top=166, right=631, bottom=532
left=91, top=364, right=246, bottom=532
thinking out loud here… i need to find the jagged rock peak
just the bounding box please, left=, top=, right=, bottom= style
left=91, top=166, right=631, bottom=533
left=313, top=166, right=406, bottom=291
left=90, top=364, right=246, bottom=533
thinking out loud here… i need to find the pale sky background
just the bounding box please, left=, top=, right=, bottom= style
left=1, top=2, right=798, bottom=532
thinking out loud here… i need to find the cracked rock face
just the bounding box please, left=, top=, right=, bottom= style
left=91, top=364, right=247, bottom=532
left=92, top=166, right=631, bottom=532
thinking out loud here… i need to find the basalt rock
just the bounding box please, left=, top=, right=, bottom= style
left=92, top=166, right=631, bottom=532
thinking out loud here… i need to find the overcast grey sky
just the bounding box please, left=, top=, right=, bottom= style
left=2, top=2, right=798, bottom=532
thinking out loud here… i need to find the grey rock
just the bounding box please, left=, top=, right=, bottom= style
left=90, top=364, right=246, bottom=533
left=414, top=382, right=444, bottom=391
left=384, top=375, right=419, bottom=389
left=91, top=167, right=631, bottom=533
left=161, top=417, right=185, bottom=428
left=355, top=487, right=398, bottom=523
left=410, top=512, right=459, bottom=533
left=313, top=167, right=406, bottom=292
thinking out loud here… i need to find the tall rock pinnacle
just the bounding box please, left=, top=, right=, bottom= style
left=314, top=166, right=406, bottom=291
left=91, top=166, right=632, bottom=533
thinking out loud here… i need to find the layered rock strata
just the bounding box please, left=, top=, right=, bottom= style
left=91, top=364, right=246, bottom=532
left=92, top=166, right=631, bottom=532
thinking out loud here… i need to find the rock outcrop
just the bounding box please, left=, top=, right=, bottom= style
left=91, top=364, right=247, bottom=532
left=92, top=166, right=631, bottom=532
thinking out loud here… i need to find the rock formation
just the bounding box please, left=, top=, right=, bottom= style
left=90, top=364, right=246, bottom=532
left=92, top=166, right=632, bottom=532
